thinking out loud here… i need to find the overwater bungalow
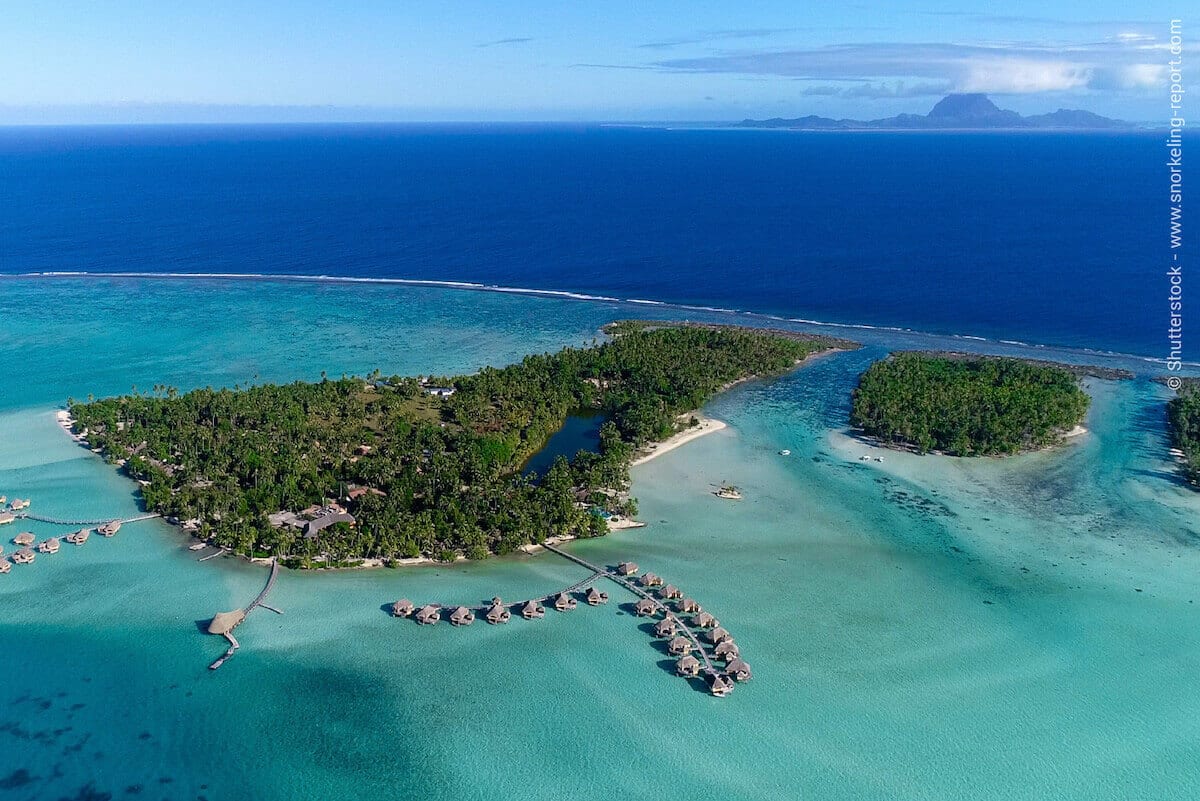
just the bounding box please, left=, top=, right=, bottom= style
left=97, top=520, right=122, bottom=537
left=668, top=636, right=693, bottom=656
left=37, top=537, right=61, bottom=554
left=654, top=618, right=677, bottom=638
left=8, top=499, right=29, bottom=511
left=12, top=532, right=34, bottom=547
left=207, top=609, right=245, bottom=635
left=707, top=671, right=735, bottom=697
left=12, top=548, right=34, bottom=565
left=639, top=572, right=663, bottom=588
left=585, top=587, right=609, bottom=606
left=693, top=612, right=718, bottom=629
left=677, top=598, right=701, bottom=614
left=552, top=592, right=578, bottom=612
left=486, top=601, right=511, bottom=624
left=726, top=658, right=752, bottom=682
left=391, top=599, right=415, bottom=618
left=660, top=584, right=683, bottom=600
left=415, top=605, right=441, bottom=625
left=0, top=559, right=9, bottom=574
left=66, top=529, right=91, bottom=545
left=521, top=600, right=545, bottom=620
left=676, top=654, right=701, bottom=677
left=616, top=561, right=639, bottom=576
left=713, top=640, right=740, bottom=661
left=0, top=514, right=14, bottom=526
left=706, top=626, right=731, bottom=644
left=634, top=598, right=658, bottom=617
left=449, top=606, right=475, bottom=626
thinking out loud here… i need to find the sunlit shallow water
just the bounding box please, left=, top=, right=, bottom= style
left=0, top=277, right=1196, bottom=800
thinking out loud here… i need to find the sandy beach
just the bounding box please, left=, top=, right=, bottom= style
left=632, top=415, right=727, bottom=467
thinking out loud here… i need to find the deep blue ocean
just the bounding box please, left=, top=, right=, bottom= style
left=0, top=124, right=1163, bottom=356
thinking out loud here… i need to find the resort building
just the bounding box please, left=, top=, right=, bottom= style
left=585, top=587, right=608, bottom=606
left=207, top=610, right=246, bottom=635
left=639, top=572, right=663, bottom=588
left=13, top=532, right=34, bottom=546
left=693, top=612, right=718, bottom=629
left=713, top=641, right=740, bottom=661
left=486, top=600, right=511, bottom=624
left=660, top=584, right=683, bottom=600
left=97, top=520, right=122, bottom=537
left=449, top=606, right=475, bottom=626
left=12, top=548, right=35, bottom=565
left=8, top=499, right=29, bottom=511
left=424, top=386, right=456, bottom=398
left=66, top=528, right=91, bottom=545
left=616, top=561, right=638, bottom=576
left=0, top=559, right=9, bottom=574
left=654, top=618, right=677, bottom=638
left=706, top=626, right=731, bottom=644
left=0, top=514, right=14, bottom=526
left=521, top=600, right=545, bottom=620
left=676, top=654, right=702, bottom=677
left=37, top=537, right=61, bottom=554
left=552, top=592, right=578, bottom=612
left=634, top=598, right=658, bottom=617
left=303, top=511, right=356, bottom=540
left=677, top=598, right=701, bottom=614
left=391, top=599, right=414, bottom=618
left=415, top=605, right=441, bottom=625
left=725, top=659, right=752, bottom=682
left=707, top=672, right=735, bottom=697
left=668, top=636, right=693, bottom=656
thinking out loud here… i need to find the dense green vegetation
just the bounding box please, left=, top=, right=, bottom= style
left=850, top=353, right=1090, bottom=456
left=1167, top=379, right=1200, bottom=486
left=71, top=323, right=835, bottom=566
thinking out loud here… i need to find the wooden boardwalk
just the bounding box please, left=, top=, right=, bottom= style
left=421, top=570, right=605, bottom=612
left=16, top=512, right=160, bottom=527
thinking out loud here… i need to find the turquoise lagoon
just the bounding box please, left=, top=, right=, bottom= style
left=0, top=276, right=1197, bottom=800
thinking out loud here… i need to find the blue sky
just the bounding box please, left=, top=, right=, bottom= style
left=0, top=1, right=1181, bottom=122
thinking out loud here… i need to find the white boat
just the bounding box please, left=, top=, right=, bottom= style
left=188, top=542, right=208, bottom=551
left=778, top=449, right=791, bottom=456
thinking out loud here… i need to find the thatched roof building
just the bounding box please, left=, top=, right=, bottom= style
left=693, top=611, right=718, bottom=629
left=207, top=610, right=245, bottom=635
left=97, top=520, right=122, bottom=537
left=634, top=598, right=658, bottom=617
left=0, top=514, right=14, bottom=526
left=8, top=499, right=29, bottom=511
left=521, top=600, right=545, bottom=619
left=706, top=626, right=731, bottom=644
left=415, top=604, right=441, bottom=625
left=677, top=598, right=701, bottom=614
left=552, top=592, right=577, bottom=612
left=11, top=548, right=34, bottom=564
left=12, top=532, right=34, bottom=546
left=66, top=529, right=90, bottom=545
left=707, top=672, right=734, bottom=697
left=0, top=558, right=9, bottom=574
left=654, top=618, right=678, bottom=637
left=303, top=512, right=356, bottom=540
left=37, top=537, right=60, bottom=554
left=726, top=659, right=752, bottom=682
left=486, top=601, right=511, bottom=624
left=585, top=587, right=609, bottom=606
left=639, top=572, right=663, bottom=587
left=668, top=636, right=692, bottom=655
left=616, top=561, right=638, bottom=576
left=676, top=654, right=701, bottom=677
left=449, top=606, right=475, bottom=626
left=713, top=640, right=740, bottom=661
left=660, top=584, right=683, bottom=600
left=391, top=599, right=415, bottom=617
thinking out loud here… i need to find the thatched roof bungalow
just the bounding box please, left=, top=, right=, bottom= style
left=707, top=672, right=734, bottom=697
left=13, top=532, right=34, bottom=546
left=415, top=605, right=441, bottom=625
left=0, top=514, right=15, bottom=526
left=676, top=654, right=701, bottom=677
left=0, top=558, right=9, bottom=574
left=521, top=600, right=545, bottom=620
left=207, top=610, right=245, bottom=635
left=677, top=598, right=701, bottom=614
left=585, top=587, right=609, bottom=606
left=8, top=499, right=29, bottom=511
left=66, top=529, right=90, bottom=545
left=654, top=618, right=677, bottom=637
left=634, top=598, right=658, bottom=617
left=660, top=584, right=683, bottom=600
left=616, top=561, right=638, bottom=576
left=668, top=636, right=693, bottom=655
left=553, top=592, right=578, bottom=612
left=97, top=520, right=122, bottom=537
left=391, top=599, right=415, bottom=618
left=11, top=548, right=34, bottom=564
left=726, top=659, right=752, bottom=682
left=693, top=611, right=718, bottom=629
left=706, top=626, right=731, bottom=644
left=449, top=606, right=475, bottom=626
left=37, top=537, right=60, bottom=554
left=486, top=601, right=511, bottom=624
left=639, top=572, right=663, bottom=588
left=714, top=640, right=740, bottom=661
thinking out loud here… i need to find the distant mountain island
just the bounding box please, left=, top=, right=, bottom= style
left=736, top=94, right=1135, bottom=131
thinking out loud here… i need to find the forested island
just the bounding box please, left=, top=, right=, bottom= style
left=69, top=322, right=847, bottom=567
left=850, top=353, right=1091, bottom=456
left=1167, top=378, right=1200, bottom=486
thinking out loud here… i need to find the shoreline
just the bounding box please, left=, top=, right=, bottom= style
left=834, top=423, right=1089, bottom=460
left=632, top=416, right=727, bottom=467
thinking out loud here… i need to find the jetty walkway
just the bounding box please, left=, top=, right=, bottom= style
left=15, top=512, right=160, bottom=527
left=206, top=558, right=281, bottom=670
